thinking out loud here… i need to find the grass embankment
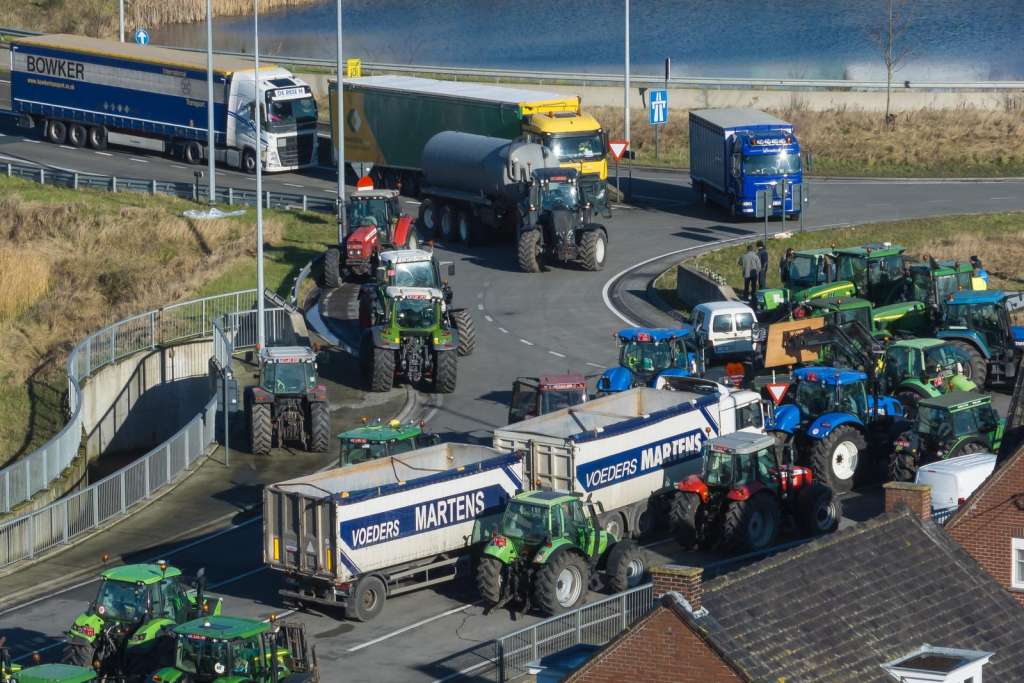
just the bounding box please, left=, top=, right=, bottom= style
left=591, top=105, right=1024, bottom=178
left=0, top=0, right=316, bottom=39
left=653, top=212, right=1024, bottom=306
left=0, top=176, right=334, bottom=467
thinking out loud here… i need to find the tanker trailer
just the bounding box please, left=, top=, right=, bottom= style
left=419, top=132, right=609, bottom=273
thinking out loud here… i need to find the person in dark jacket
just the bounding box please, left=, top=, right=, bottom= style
left=757, top=241, right=769, bottom=289
left=780, top=247, right=795, bottom=284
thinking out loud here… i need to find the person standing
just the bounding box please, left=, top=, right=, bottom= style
left=739, top=244, right=761, bottom=300
left=757, top=241, right=769, bottom=289
left=970, top=255, right=989, bottom=289
left=779, top=247, right=795, bottom=284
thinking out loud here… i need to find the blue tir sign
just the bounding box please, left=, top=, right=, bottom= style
left=649, top=89, right=668, bottom=125
left=134, top=29, right=150, bottom=46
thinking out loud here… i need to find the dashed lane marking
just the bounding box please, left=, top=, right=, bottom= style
left=549, top=351, right=566, bottom=358
left=499, top=327, right=509, bottom=334
left=94, top=151, right=113, bottom=156
left=484, top=315, right=493, bottom=322
left=520, top=339, right=534, bottom=346
left=477, top=303, right=484, bottom=310
left=129, top=157, right=148, bottom=163
left=586, top=362, right=607, bottom=369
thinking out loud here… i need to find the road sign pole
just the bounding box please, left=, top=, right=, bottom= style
left=336, top=0, right=347, bottom=242
left=254, top=0, right=265, bottom=350
left=780, top=177, right=787, bottom=236
left=624, top=0, right=630, bottom=153
left=206, top=0, right=216, bottom=206
left=615, top=158, right=620, bottom=199
left=119, top=0, right=125, bottom=42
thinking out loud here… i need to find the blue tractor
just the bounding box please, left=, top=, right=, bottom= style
left=596, top=327, right=700, bottom=394
left=769, top=366, right=905, bottom=494
left=933, top=290, right=1024, bottom=387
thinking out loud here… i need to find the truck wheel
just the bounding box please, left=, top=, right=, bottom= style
left=457, top=210, right=473, bottom=244
left=87, top=125, right=108, bottom=150
left=604, top=540, right=647, bottom=593
left=439, top=205, right=457, bottom=242
left=451, top=309, right=476, bottom=356
left=418, top=199, right=438, bottom=237
left=363, top=335, right=395, bottom=393
left=950, top=341, right=987, bottom=387
left=810, top=425, right=866, bottom=494
left=67, top=122, right=87, bottom=148
left=797, top=483, right=841, bottom=537
left=242, top=148, right=258, bottom=174
left=62, top=641, right=91, bottom=667
left=579, top=229, right=606, bottom=271
left=888, top=451, right=916, bottom=482
left=599, top=511, right=626, bottom=540
left=433, top=349, right=457, bottom=394
left=669, top=493, right=700, bottom=549
left=533, top=550, right=588, bottom=616
left=309, top=401, right=330, bottom=453
left=250, top=402, right=273, bottom=456
left=184, top=140, right=204, bottom=165
left=345, top=575, right=386, bottom=622
left=517, top=230, right=542, bottom=273
left=46, top=119, right=67, bottom=145
left=894, top=389, right=925, bottom=420
left=475, top=556, right=506, bottom=606
left=721, top=493, right=780, bottom=553
left=323, top=248, right=341, bottom=289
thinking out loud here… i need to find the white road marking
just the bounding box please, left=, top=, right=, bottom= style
left=499, top=327, right=509, bottom=334
left=520, top=338, right=534, bottom=346
left=170, top=163, right=186, bottom=169
left=990, top=196, right=1013, bottom=200
left=284, top=182, right=304, bottom=188
left=60, top=145, right=75, bottom=150
left=94, top=151, right=113, bottom=156
left=346, top=603, right=476, bottom=653
left=549, top=350, right=566, bottom=358
left=0, top=132, right=6, bottom=137
left=926, top=199, right=953, bottom=203
left=484, top=315, right=494, bottom=322
left=477, top=303, right=484, bottom=310
left=129, top=157, right=148, bottom=163
left=432, top=658, right=495, bottom=683
left=586, top=362, right=607, bottom=369
left=25, top=139, right=40, bottom=143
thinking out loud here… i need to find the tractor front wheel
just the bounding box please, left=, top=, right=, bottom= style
left=888, top=451, right=917, bottom=482
left=721, top=493, right=780, bottom=553
left=309, top=401, right=330, bottom=452
left=797, top=483, right=841, bottom=537
left=950, top=340, right=987, bottom=387
left=669, top=493, right=701, bottom=549
left=250, top=402, right=273, bottom=456
left=604, top=540, right=647, bottom=593
left=533, top=551, right=589, bottom=616
left=810, top=425, right=866, bottom=494
left=451, top=309, right=476, bottom=356
left=323, top=248, right=341, bottom=289
left=433, top=349, right=457, bottom=394
left=579, top=229, right=607, bottom=271
left=362, top=335, right=395, bottom=393
left=62, top=640, right=92, bottom=667
left=517, top=230, right=542, bottom=273
left=475, top=555, right=506, bottom=607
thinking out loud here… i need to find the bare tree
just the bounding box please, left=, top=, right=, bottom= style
left=865, top=0, right=916, bottom=127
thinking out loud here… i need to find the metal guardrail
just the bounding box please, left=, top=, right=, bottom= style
left=493, top=583, right=653, bottom=682
left=932, top=507, right=957, bottom=525
left=2, top=26, right=1022, bottom=92
left=0, top=290, right=271, bottom=568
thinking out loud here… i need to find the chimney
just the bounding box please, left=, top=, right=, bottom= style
left=651, top=565, right=703, bottom=612
left=883, top=481, right=932, bottom=521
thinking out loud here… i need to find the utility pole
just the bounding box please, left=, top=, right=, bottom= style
left=336, top=0, right=347, bottom=243
left=206, top=0, right=216, bottom=206
left=254, top=0, right=265, bottom=350
left=624, top=0, right=630, bottom=148
left=119, top=0, right=125, bottom=42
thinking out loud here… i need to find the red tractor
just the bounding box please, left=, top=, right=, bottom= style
left=508, top=374, right=588, bottom=423
left=670, top=431, right=841, bottom=553
left=323, top=177, right=419, bottom=287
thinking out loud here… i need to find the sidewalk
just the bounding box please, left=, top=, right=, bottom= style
left=0, top=353, right=412, bottom=610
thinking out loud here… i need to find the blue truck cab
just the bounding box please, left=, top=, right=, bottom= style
left=689, top=108, right=804, bottom=218
left=596, top=327, right=700, bottom=394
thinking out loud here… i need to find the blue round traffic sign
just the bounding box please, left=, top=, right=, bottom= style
left=135, top=29, right=150, bottom=46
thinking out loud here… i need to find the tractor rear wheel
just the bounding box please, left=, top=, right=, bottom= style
left=309, top=401, right=330, bottom=452
left=517, top=230, right=542, bottom=273
left=451, top=309, right=476, bottom=356
left=61, top=641, right=91, bottom=667
left=810, top=425, right=866, bottom=494
left=323, top=248, right=341, bottom=289
left=533, top=551, right=588, bottom=616
left=433, top=349, right=457, bottom=394
left=669, top=493, right=701, bottom=549
left=950, top=340, right=987, bottom=387
left=604, top=540, right=647, bottom=593
left=250, top=402, right=273, bottom=456
left=721, top=493, right=780, bottom=553
left=797, top=483, right=841, bottom=537
left=579, top=229, right=607, bottom=271
left=475, top=555, right=506, bottom=607
left=363, top=335, right=395, bottom=393
left=888, top=451, right=917, bottom=482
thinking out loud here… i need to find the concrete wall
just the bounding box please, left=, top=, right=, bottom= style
left=675, top=264, right=737, bottom=311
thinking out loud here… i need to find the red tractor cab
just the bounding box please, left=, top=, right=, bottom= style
left=322, top=177, right=418, bottom=287
left=508, top=374, right=588, bottom=423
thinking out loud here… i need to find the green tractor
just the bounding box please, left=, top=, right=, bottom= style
left=879, top=338, right=976, bottom=418
left=337, top=418, right=440, bottom=466
left=150, top=615, right=318, bottom=682
left=62, top=563, right=221, bottom=675
left=671, top=432, right=841, bottom=553
left=246, top=347, right=331, bottom=457
left=2, top=664, right=96, bottom=683
left=832, top=243, right=908, bottom=306
left=890, top=391, right=1004, bottom=481
left=475, top=491, right=646, bottom=616
left=906, top=258, right=975, bottom=312
left=360, top=286, right=462, bottom=394
left=757, top=247, right=852, bottom=316
left=798, top=296, right=927, bottom=338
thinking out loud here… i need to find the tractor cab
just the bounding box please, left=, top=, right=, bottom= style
left=509, top=374, right=588, bottom=423
left=798, top=296, right=926, bottom=337
left=385, top=287, right=445, bottom=333
left=327, top=177, right=416, bottom=283
left=597, top=327, right=699, bottom=394
left=881, top=338, right=976, bottom=416
left=258, top=347, right=319, bottom=397
left=935, top=290, right=1024, bottom=386
left=698, top=432, right=797, bottom=493
left=891, top=391, right=1004, bottom=480
left=377, top=250, right=450, bottom=292
left=337, top=419, right=440, bottom=466
left=833, top=243, right=907, bottom=306
left=347, top=177, right=401, bottom=239
left=533, top=168, right=586, bottom=213
left=778, top=366, right=872, bottom=422
left=802, top=297, right=873, bottom=332
left=907, top=259, right=973, bottom=310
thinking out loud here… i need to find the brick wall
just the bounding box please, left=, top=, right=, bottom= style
left=565, top=605, right=745, bottom=683
left=651, top=564, right=703, bottom=608
left=883, top=482, right=932, bottom=521
left=946, top=451, right=1024, bottom=607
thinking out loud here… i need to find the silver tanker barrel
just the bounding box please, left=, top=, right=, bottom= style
left=421, top=131, right=558, bottom=201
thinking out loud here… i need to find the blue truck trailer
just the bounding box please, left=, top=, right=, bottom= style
left=9, top=34, right=318, bottom=172
left=689, top=108, right=804, bottom=218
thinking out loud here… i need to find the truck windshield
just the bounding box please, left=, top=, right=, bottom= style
left=500, top=502, right=549, bottom=543
left=266, top=95, right=317, bottom=129
left=742, top=152, right=801, bottom=176
left=348, top=198, right=390, bottom=230
left=545, top=133, right=605, bottom=162
left=395, top=299, right=436, bottom=329
left=541, top=181, right=579, bottom=211
left=620, top=340, right=675, bottom=376
left=392, top=261, right=437, bottom=288
left=94, top=579, right=148, bottom=621
left=262, top=362, right=314, bottom=394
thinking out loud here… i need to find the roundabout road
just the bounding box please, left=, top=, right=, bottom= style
left=2, top=124, right=1024, bottom=682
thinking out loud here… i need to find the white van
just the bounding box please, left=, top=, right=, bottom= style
left=692, top=301, right=759, bottom=358
left=915, top=452, right=997, bottom=516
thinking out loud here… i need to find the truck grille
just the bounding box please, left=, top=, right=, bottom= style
left=277, top=134, right=314, bottom=166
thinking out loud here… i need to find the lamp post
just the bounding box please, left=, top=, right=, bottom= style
left=336, top=0, right=346, bottom=241
left=206, top=0, right=216, bottom=205
left=624, top=0, right=630, bottom=147
left=254, top=0, right=265, bottom=350
left=119, top=0, right=125, bottom=42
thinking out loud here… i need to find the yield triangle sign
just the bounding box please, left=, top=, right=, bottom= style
left=766, top=383, right=789, bottom=406
left=609, top=139, right=629, bottom=161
